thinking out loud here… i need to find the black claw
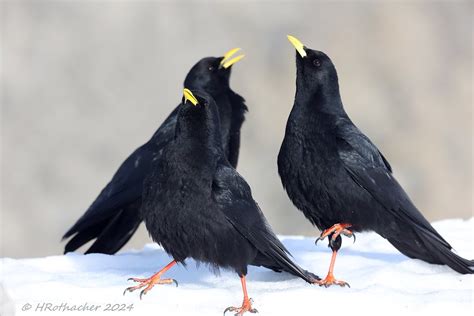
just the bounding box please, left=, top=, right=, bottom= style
left=172, top=279, right=179, bottom=287
left=127, top=278, right=133, bottom=281
left=315, top=236, right=323, bottom=245
left=223, top=307, right=234, bottom=315
left=352, top=233, right=356, bottom=244
left=251, top=308, right=259, bottom=313
left=139, top=290, right=146, bottom=300
left=123, top=287, right=134, bottom=296
left=336, top=281, right=350, bottom=288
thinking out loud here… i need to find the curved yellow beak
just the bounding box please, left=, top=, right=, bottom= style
left=287, top=35, right=307, bottom=58
left=183, top=88, right=198, bottom=106
left=220, top=47, right=245, bottom=69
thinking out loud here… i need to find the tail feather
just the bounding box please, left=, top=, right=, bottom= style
left=417, top=230, right=474, bottom=274
left=63, top=203, right=142, bottom=255
left=387, top=227, right=474, bottom=274
left=63, top=210, right=111, bottom=240
left=64, top=223, right=104, bottom=253
left=251, top=252, right=319, bottom=281
left=85, top=207, right=141, bottom=254
left=251, top=231, right=319, bottom=283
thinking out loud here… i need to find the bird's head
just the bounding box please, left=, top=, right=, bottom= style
left=177, top=88, right=221, bottom=147
left=287, top=35, right=339, bottom=94
left=181, top=88, right=211, bottom=109
left=184, top=48, right=244, bottom=94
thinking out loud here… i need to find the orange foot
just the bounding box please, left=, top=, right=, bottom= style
left=315, top=223, right=355, bottom=245
left=123, top=261, right=178, bottom=300
left=224, top=298, right=258, bottom=316
left=123, top=275, right=178, bottom=299
left=317, top=272, right=350, bottom=288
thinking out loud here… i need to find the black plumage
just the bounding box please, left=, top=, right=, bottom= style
left=124, top=89, right=317, bottom=314
left=63, top=52, right=247, bottom=254
left=278, top=36, right=473, bottom=285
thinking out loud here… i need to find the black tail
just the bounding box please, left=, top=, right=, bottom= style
left=250, top=230, right=320, bottom=284
left=387, top=225, right=474, bottom=274
left=63, top=203, right=141, bottom=255
left=250, top=252, right=320, bottom=282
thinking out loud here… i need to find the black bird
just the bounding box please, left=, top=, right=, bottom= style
left=278, top=35, right=474, bottom=286
left=124, top=89, right=317, bottom=314
left=62, top=49, right=247, bottom=254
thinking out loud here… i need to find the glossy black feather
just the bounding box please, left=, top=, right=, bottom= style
left=63, top=57, right=247, bottom=254
left=278, top=48, right=473, bottom=274
left=142, top=91, right=316, bottom=282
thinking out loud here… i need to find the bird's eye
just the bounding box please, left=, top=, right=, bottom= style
left=313, top=59, right=321, bottom=67
left=208, top=66, right=214, bottom=71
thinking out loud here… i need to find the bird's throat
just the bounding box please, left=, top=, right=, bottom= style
left=295, top=84, right=344, bottom=117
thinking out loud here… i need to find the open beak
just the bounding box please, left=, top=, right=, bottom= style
left=183, top=88, right=199, bottom=106
left=287, top=35, right=307, bottom=58
left=219, top=48, right=245, bottom=69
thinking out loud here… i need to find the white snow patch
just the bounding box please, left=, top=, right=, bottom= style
left=1, top=219, right=473, bottom=315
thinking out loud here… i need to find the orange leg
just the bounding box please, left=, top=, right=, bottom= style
left=314, top=223, right=354, bottom=288
left=123, top=260, right=178, bottom=299
left=223, top=276, right=258, bottom=315
left=316, top=250, right=349, bottom=287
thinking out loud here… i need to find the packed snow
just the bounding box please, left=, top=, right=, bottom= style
left=2, top=219, right=473, bottom=316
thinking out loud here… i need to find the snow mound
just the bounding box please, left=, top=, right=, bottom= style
left=2, top=219, right=473, bottom=315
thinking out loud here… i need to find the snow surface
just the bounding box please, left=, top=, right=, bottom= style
left=2, top=219, right=473, bottom=316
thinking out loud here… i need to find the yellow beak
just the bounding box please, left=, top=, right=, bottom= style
left=220, top=47, right=245, bottom=69
left=287, top=35, right=307, bottom=58
left=183, top=88, right=199, bottom=106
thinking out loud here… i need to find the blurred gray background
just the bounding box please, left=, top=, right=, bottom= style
left=1, top=1, right=472, bottom=258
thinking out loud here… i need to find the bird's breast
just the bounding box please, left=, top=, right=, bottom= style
left=279, top=123, right=347, bottom=228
